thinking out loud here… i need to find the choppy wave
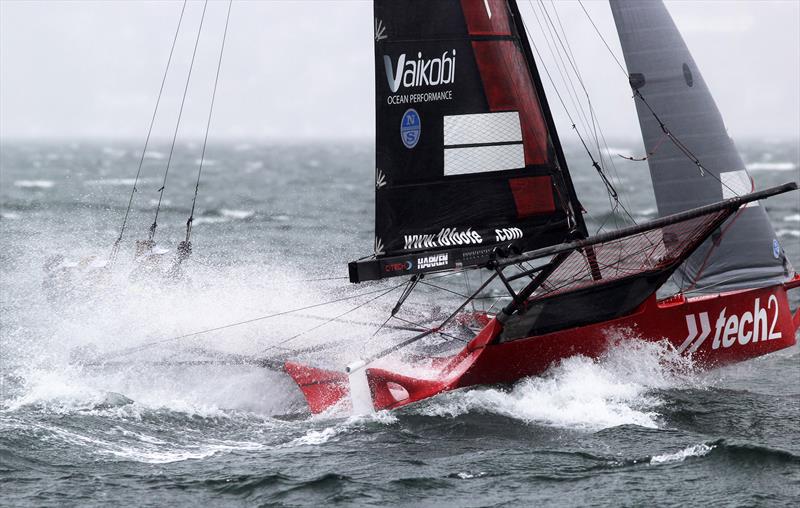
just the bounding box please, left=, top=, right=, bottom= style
left=650, top=443, right=714, bottom=464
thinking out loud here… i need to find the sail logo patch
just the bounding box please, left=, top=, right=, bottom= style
left=384, top=260, right=413, bottom=273
left=678, top=296, right=782, bottom=354
left=773, top=239, right=780, bottom=258
left=383, top=50, right=456, bottom=93
left=417, top=253, right=449, bottom=270
left=404, top=227, right=483, bottom=250
left=401, top=109, right=421, bottom=149
left=495, top=227, right=523, bottom=242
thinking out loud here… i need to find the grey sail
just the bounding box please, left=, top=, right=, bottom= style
left=609, top=0, right=792, bottom=292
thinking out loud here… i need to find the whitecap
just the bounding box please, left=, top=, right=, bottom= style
left=745, top=162, right=797, bottom=172
left=783, top=214, right=800, bottom=222
left=14, top=179, right=54, bottom=189
left=144, top=151, right=166, bottom=160
left=1, top=211, right=21, bottom=220
left=650, top=443, right=714, bottom=465
left=102, top=147, right=127, bottom=157
left=776, top=228, right=800, bottom=238
left=289, top=427, right=338, bottom=446
left=45, top=425, right=264, bottom=464
left=84, top=178, right=150, bottom=187
left=220, top=209, right=254, bottom=220
left=456, top=472, right=487, bottom=479
left=192, top=216, right=229, bottom=225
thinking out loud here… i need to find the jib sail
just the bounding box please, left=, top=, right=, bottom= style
left=350, top=0, right=585, bottom=283
left=610, top=0, right=793, bottom=292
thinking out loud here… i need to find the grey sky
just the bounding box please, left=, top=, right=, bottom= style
left=1, top=0, right=798, bottom=141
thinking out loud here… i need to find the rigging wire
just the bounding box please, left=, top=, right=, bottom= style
left=576, top=0, right=741, bottom=199
left=530, top=0, right=637, bottom=229
left=528, top=1, right=594, bottom=151
left=391, top=315, right=471, bottom=344
left=520, top=1, right=634, bottom=230
left=259, top=281, right=405, bottom=356
left=545, top=0, right=638, bottom=223
left=95, top=279, right=408, bottom=362
left=109, top=0, right=188, bottom=265
left=148, top=0, right=209, bottom=243
left=185, top=0, right=233, bottom=245
left=577, top=0, right=627, bottom=76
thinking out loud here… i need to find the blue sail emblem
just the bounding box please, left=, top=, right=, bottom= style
left=400, top=109, right=421, bottom=149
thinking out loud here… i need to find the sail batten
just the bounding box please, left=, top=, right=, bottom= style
left=352, top=0, right=585, bottom=282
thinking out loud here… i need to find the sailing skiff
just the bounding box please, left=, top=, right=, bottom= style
left=279, top=0, right=800, bottom=414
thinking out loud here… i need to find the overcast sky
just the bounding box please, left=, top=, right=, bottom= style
left=1, top=0, right=798, bottom=142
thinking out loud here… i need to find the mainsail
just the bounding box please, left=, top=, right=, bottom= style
left=610, top=0, right=793, bottom=292
left=351, top=0, right=586, bottom=282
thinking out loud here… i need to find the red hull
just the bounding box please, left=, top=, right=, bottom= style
left=285, top=278, right=800, bottom=414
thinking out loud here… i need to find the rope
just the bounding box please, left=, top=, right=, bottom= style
left=521, top=2, right=633, bottom=227
left=577, top=0, right=628, bottom=76
left=109, top=0, right=188, bottom=265
left=361, top=272, right=499, bottom=364
left=185, top=0, right=233, bottom=244
left=577, top=0, right=742, bottom=199
left=546, top=0, right=638, bottom=225
left=260, top=281, right=403, bottom=355
left=532, top=0, right=637, bottom=227
left=95, top=279, right=407, bottom=362
left=391, top=315, right=471, bottom=344
left=149, top=0, right=209, bottom=242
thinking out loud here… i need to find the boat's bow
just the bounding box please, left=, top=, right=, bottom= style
left=283, top=318, right=501, bottom=414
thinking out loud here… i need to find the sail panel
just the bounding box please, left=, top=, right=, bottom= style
left=610, top=0, right=793, bottom=292
left=369, top=0, right=583, bottom=274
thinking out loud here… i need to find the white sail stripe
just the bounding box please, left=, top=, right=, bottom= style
left=444, top=144, right=525, bottom=176
left=721, top=170, right=758, bottom=207
left=443, top=112, right=522, bottom=146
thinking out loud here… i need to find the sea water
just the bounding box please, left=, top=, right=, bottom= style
left=1, top=140, right=798, bottom=506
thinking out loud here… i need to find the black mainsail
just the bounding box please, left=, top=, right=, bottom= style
left=350, top=0, right=586, bottom=282
left=610, top=0, right=793, bottom=292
